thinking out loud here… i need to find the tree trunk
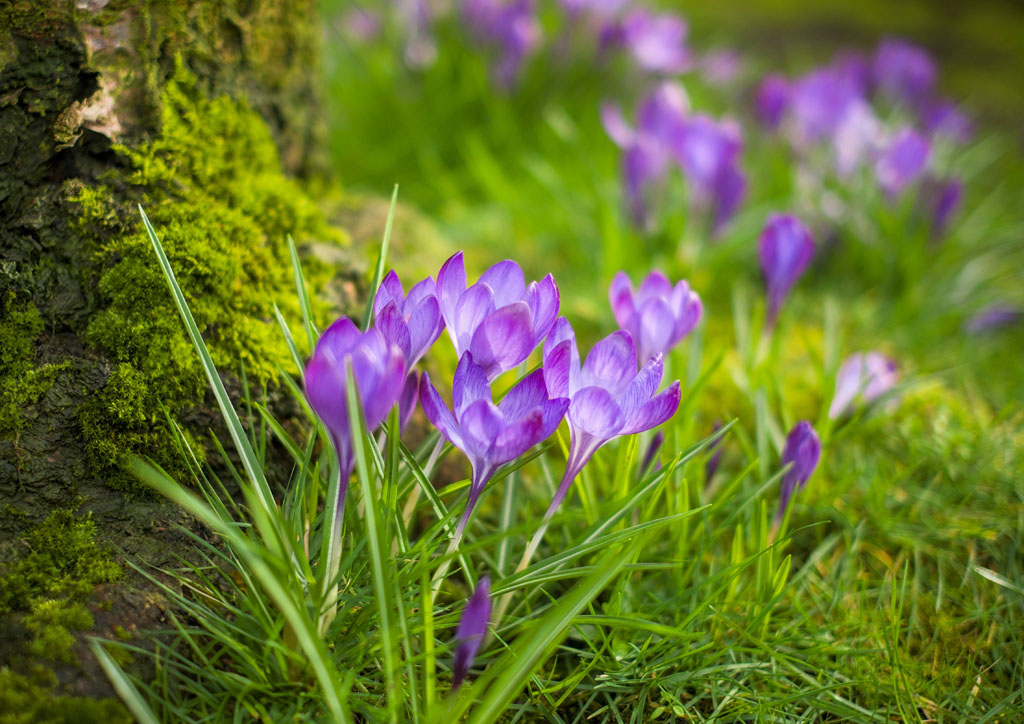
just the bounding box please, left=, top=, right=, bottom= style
left=0, top=1, right=354, bottom=717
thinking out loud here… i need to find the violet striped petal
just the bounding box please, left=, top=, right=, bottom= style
left=608, top=272, right=636, bottom=332
left=621, top=381, right=680, bottom=435
left=580, top=330, right=636, bottom=396
left=453, top=352, right=491, bottom=417
left=468, top=302, right=534, bottom=379
left=452, top=577, right=492, bottom=689
left=498, top=368, right=548, bottom=421
left=479, top=259, right=526, bottom=308
left=437, top=251, right=467, bottom=333
left=568, top=386, right=625, bottom=439
left=453, top=284, right=496, bottom=355
left=419, top=373, right=465, bottom=450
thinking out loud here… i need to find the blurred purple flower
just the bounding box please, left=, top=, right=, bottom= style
left=966, top=305, right=1021, bottom=334
left=832, top=99, right=882, bottom=177
left=699, top=49, right=743, bottom=85
left=921, top=99, right=973, bottom=143
left=436, top=252, right=559, bottom=380
left=609, top=269, right=702, bottom=363
left=462, top=0, right=541, bottom=87
left=928, top=178, right=963, bottom=238
left=616, top=10, right=693, bottom=74
left=788, top=66, right=862, bottom=143
left=754, top=74, right=790, bottom=130
left=601, top=82, right=688, bottom=225
left=542, top=318, right=680, bottom=515
left=876, top=128, right=930, bottom=197
left=674, top=114, right=746, bottom=231
left=758, top=214, right=815, bottom=326
left=873, top=38, right=936, bottom=107
left=398, top=0, right=437, bottom=68
left=340, top=7, right=381, bottom=41
left=452, top=576, right=492, bottom=689
left=560, top=0, right=627, bottom=17
left=305, top=318, right=406, bottom=492
left=828, top=351, right=900, bottom=419
left=420, top=353, right=568, bottom=540
left=776, top=421, right=821, bottom=522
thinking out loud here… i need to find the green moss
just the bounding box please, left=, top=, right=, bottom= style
left=0, top=667, right=130, bottom=724
left=23, top=600, right=93, bottom=664
left=0, top=295, right=66, bottom=439
left=74, top=62, right=344, bottom=485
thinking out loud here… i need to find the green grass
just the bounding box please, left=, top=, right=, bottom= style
left=92, top=2, right=1024, bottom=722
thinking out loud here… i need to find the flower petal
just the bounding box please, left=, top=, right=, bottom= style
left=419, top=373, right=464, bottom=450
left=437, top=251, right=467, bottom=336
left=406, top=295, right=443, bottom=366
left=527, top=274, right=560, bottom=343
left=601, top=103, right=635, bottom=148
left=568, top=386, right=625, bottom=439
left=479, top=260, right=526, bottom=309
left=453, top=284, right=496, bottom=356
left=469, top=302, right=535, bottom=380
left=404, top=276, right=437, bottom=309
left=638, top=297, right=674, bottom=361
left=543, top=339, right=573, bottom=399
left=608, top=272, right=637, bottom=332
left=636, top=269, right=673, bottom=304
left=399, top=371, right=419, bottom=431
left=580, top=330, right=637, bottom=395
left=375, top=302, right=412, bottom=361
left=669, top=280, right=702, bottom=343
left=374, top=269, right=405, bottom=318
left=621, top=381, right=680, bottom=435
left=498, top=368, right=547, bottom=421
left=491, top=409, right=543, bottom=465
left=617, top=353, right=664, bottom=421
left=461, top=398, right=506, bottom=460
left=453, top=351, right=491, bottom=417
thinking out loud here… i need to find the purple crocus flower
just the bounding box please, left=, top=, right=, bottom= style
left=617, top=10, right=693, bottom=74
left=420, top=353, right=568, bottom=540
left=929, top=178, right=963, bottom=238
left=452, top=576, right=492, bottom=689
left=876, top=128, right=930, bottom=198
left=462, top=0, right=541, bottom=87
left=305, top=318, right=406, bottom=494
left=832, top=99, right=882, bottom=177
left=966, top=305, right=1022, bottom=334
left=776, top=421, right=821, bottom=522
left=754, top=74, right=790, bottom=130
left=436, top=252, right=559, bottom=381
left=828, top=352, right=900, bottom=419
left=674, top=114, right=747, bottom=232
left=758, top=214, right=814, bottom=326
left=873, top=38, right=936, bottom=107
left=608, top=270, right=702, bottom=363
left=788, top=66, right=861, bottom=143
left=542, top=318, right=681, bottom=515
left=921, top=99, right=973, bottom=143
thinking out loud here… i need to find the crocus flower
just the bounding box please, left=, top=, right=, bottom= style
left=966, top=305, right=1021, bottom=334
left=921, top=99, right=973, bottom=143
left=828, top=351, right=900, bottom=419
left=754, top=74, right=790, bottom=130
left=788, top=66, right=861, bottom=143
left=616, top=10, right=692, bottom=74
left=776, top=421, right=821, bottom=522
left=452, top=576, right=492, bottom=689
left=928, top=178, right=963, bottom=238
left=305, top=318, right=406, bottom=496
left=462, top=0, right=541, bottom=87
left=436, top=252, right=559, bottom=380
left=608, top=270, right=702, bottom=363
left=876, top=128, right=930, bottom=198
left=873, top=38, right=936, bottom=107
left=420, top=352, right=568, bottom=540
left=542, top=318, right=681, bottom=516
left=832, top=99, right=882, bottom=177
left=758, top=214, right=814, bottom=326
left=374, top=270, right=447, bottom=428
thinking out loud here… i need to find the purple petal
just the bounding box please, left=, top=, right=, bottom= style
left=305, top=351, right=351, bottom=439
left=636, top=270, right=673, bottom=303
left=468, top=302, right=535, bottom=380
left=498, top=368, right=548, bottom=421
left=419, top=373, right=464, bottom=449
left=527, top=274, right=560, bottom=343
left=755, top=74, right=790, bottom=129
left=317, top=317, right=362, bottom=357
left=568, top=386, right=625, bottom=439
left=601, top=103, right=635, bottom=148
left=543, top=339, right=574, bottom=399
left=539, top=397, right=569, bottom=438
left=437, top=251, right=467, bottom=335
left=453, top=284, right=496, bottom=356
left=406, top=295, right=443, bottom=366
left=375, top=302, right=413, bottom=361
left=876, top=128, right=930, bottom=198
left=405, top=276, right=438, bottom=310
left=608, top=272, right=637, bottom=333
left=621, top=380, right=680, bottom=435
left=461, top=398, right=506, bottom=461
left=580, top=331, right=637, bottom=396
left=453, top=351, right=492, bottom=417
left=777, top=421, right=821, bottom=521
left=492, top=409, right=544, bottom=464
left=617, top=353, right=664, bottom=422
left=452, top=576, right=492, bottom=689
left=399, top=371, right=419, bottom=431
left=374, top=269, right=405, bottom=318
left=637, top=297, right=675, bottom=362
left=362, top=339, right=407, bottom=430
left=669, top=281, right=702, bottom=344
left=479, top=260, right=526, bottom=308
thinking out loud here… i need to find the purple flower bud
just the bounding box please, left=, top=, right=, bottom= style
left=710, top=161, right=747, bottom=234
left=462, top=0, right=541, bottom=87
left=754, top=74, right=790, bottom=130
left=542, top=318, right=680, bottom=515
left=929, top=178, right=963, bottom=239
left=828, top=352, right=900, bottom=419
left=618, top=10, right=693, bottom=74
left=758, top=214, right=814, bottom=326
left=876, top=128, right=930, bottom=198
left=452, top=576, right=492, bottom=689
left=674, top=114, right=742, bottom=192
left=420, top=353, right=568, bottom=539
left=436, top=252, right=559, bottom=380
left=776, top=421, right=821, bottom=522
left=608, top=270, right=702, bottom=363
left=873, top=38, right=936, bottom=107
left=965, top=305, right=1021, bottom=334
left=305, top=318, right=407, bottom=486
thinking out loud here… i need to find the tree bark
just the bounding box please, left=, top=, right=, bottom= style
left=0, top=0, right=349, bottom=715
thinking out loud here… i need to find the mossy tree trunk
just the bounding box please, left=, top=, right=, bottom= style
left=0, top=1, right=354, bottom=716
